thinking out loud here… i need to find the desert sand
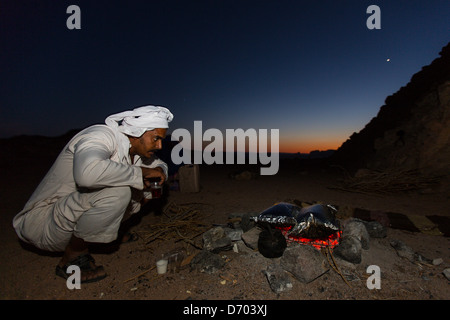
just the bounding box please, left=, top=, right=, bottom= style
left=1, top=148, right=449, bottom=302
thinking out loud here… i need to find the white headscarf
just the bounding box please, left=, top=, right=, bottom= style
left=105, top=105, right=174, bottom=137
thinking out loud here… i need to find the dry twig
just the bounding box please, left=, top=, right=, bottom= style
left=123, top=266, right=155, bottom=283
left=330, top=168, right=440, bottom=195
left=323, top=247, right=352, bottom=288
left=136, top=202, right=211, bottom=249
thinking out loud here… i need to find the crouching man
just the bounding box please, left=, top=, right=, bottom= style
left=13, top=105, right=174, bottom=283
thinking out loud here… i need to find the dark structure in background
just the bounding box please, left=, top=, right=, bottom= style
left=330, top=42, right=450, bottom=190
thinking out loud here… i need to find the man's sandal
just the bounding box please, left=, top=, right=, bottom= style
left=121, top=231, right=139, bottom=244
left=55, top=253, right=107, bottom=284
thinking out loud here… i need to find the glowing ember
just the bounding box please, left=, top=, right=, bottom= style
left=278, top=227, right=342, bottom=250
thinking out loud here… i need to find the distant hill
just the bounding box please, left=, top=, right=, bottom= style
left=279, top=150, right=335, bottom=159
left=0, top=129, right=81, bottom=167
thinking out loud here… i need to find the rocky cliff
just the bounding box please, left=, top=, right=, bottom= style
left=331, top=42, right=450, bottom=192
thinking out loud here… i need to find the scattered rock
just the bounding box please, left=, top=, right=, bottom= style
left=203, top=227, right=232, bottom=253
left=389, top=239, right=416, bottom=263
left=343, top=219, right=370, bottom=249
left=333, top=235, right=363, bottom=264
left=263, top=263, right=293, bottom=293
left=390, top=239, right=433, bottom=264
left=227, top=212, right=246, bottom=228
left=241, top=227, right=262, bottom=250
left=443, top=268, right=450, bottom=280
left=333, top=256, right=358, bottom=271
left=203, top=227, right=224, bottom=248
left=233, top=240, right=258, bottom=257
left=212, top=237, right=233, bottom=253
left=281, top=244, right=329, bottom=283
left=368, top=211, right=390, bottom=228
left=363, top=220, right=387, bottom=238
left=196, top=205, right=447, bottom=295
left=190, top=250, right=225, bottom=274
left=240, top=213, right=257, bottom=232
left=224, top=227, right=244, bottom=241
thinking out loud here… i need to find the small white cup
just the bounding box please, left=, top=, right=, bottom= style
left=156, top=259, right=168, bottom=274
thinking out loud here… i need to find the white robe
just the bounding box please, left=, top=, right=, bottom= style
left=12, top=124, right=168, bottom=251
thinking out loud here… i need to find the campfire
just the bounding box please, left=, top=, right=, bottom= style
left=253, top=202, right=342, bottom=250
left=277, top=226, right=342, bottom=250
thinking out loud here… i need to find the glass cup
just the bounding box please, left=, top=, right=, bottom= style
left=149, top=181, right=163, bottom=199
left=162, top=248, right=186, bottom=273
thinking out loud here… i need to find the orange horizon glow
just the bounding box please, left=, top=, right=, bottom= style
left=279, top=135, right=347, bottom=154
left=183, top=140, right=345, bottom=154
left=171, top=128, right=351, bottom=154
left=279, top=141, right=343, bottom=154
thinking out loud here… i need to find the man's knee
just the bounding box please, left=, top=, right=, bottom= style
left=73, top=187, right=133, bottom=242
left=91, top=186, right=132, bottom=213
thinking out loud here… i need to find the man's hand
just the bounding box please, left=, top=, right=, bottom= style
left=141, top=167, right=166, bottom=188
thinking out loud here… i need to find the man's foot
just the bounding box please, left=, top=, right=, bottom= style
left=55, top=253, right=107, bottom=283
left=121, top=231, right=139, bottom=243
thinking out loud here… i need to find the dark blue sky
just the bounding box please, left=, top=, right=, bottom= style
left=1, top=0, right=449, bottom=152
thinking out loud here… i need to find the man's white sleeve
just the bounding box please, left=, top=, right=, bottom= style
left=72, top=133, right=144, bottom=190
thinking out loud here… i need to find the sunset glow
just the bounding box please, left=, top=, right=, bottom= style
left=1, top=1, right=448, bottom=158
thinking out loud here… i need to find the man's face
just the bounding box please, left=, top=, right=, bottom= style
left=130, top=128, right=167, bottom=159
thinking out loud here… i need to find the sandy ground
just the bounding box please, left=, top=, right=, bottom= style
left=1, top=156, right=449, bottom=302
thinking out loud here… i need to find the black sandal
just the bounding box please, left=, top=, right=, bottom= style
left=121, top=231, right=139, bottom=244
left=55, top=253, right=107, bottom=284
